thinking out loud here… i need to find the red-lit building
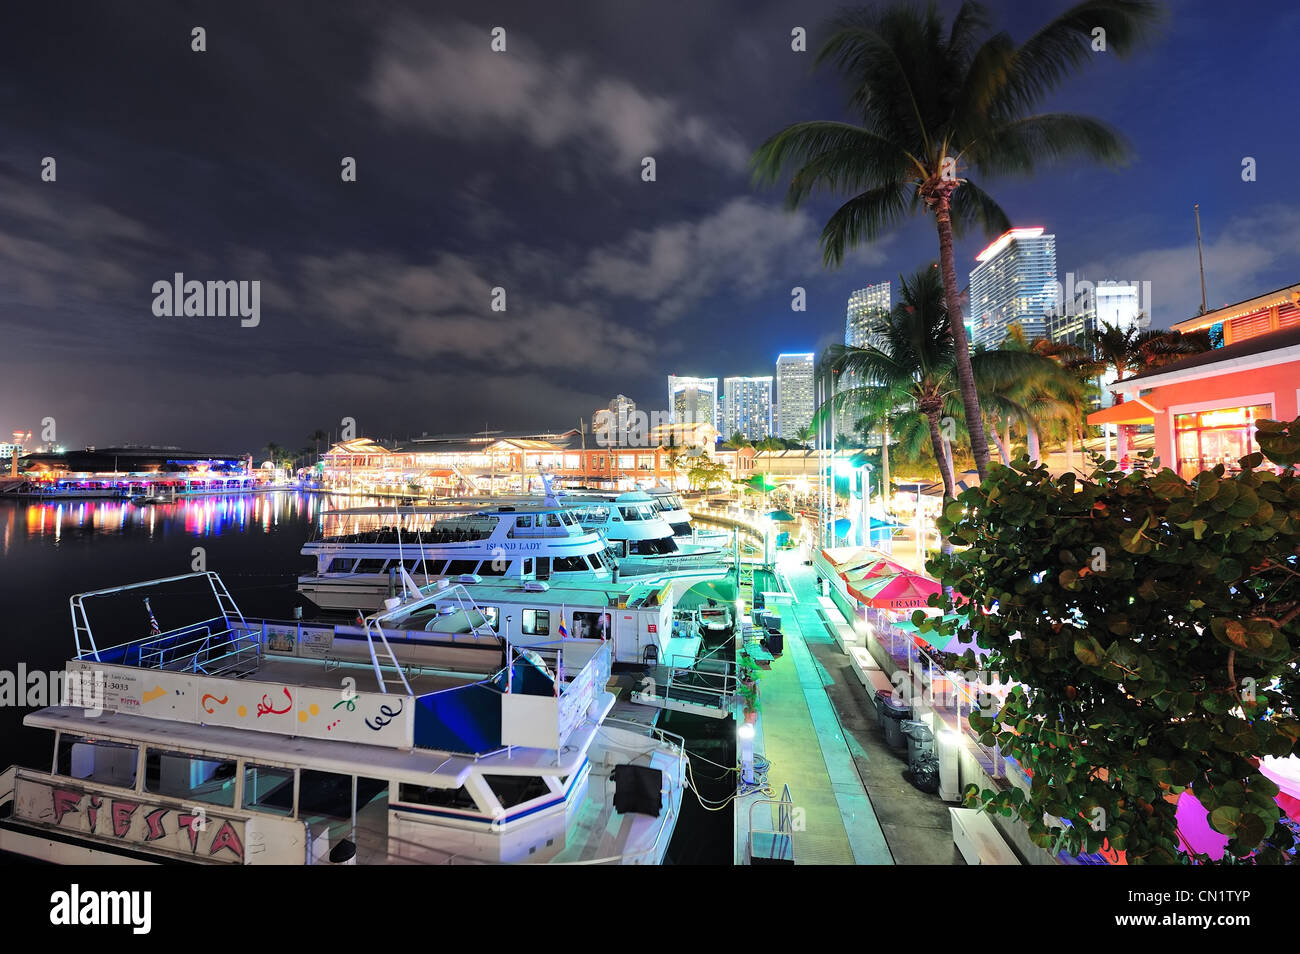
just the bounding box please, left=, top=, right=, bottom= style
left=1088, top=283, right=1300, bottom=477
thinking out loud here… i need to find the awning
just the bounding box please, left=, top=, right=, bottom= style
left=1087, top=398, right=1159, bottom=427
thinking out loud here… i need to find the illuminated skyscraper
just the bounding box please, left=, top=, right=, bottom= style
left=969, top=227, right=1057, bottom=350
left=846, top=282, right=892, bottom=350
left=722, top=376, right=773, bottom=441
left=775, top=353, right=814, bottom=439
left=667, top=375, right=718, bottom=427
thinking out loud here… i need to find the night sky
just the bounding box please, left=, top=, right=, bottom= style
left=1, top=0, right=1297, bottom=454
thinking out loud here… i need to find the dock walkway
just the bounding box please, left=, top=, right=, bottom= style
left=735, top=552, right=894, bottom=865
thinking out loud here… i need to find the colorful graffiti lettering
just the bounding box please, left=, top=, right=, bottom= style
left=51, top=789, right=82, bottom=825
left=143, top=808, right=168, bottom=841
left=365, top=699, right=403, bottom=731
left=256, top=687, right=293, bottom=717
left=111, top=800, right=139, bottom=837
left=209, top=820, right=245, bottom=860
left=48, top=788, right=243, bottom=861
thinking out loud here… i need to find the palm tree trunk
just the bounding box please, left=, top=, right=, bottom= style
left=934, top=192, right=991, bottom=479
left=1027, top=423, right=1040, bottom=462
left=990, top=423, right=1011, bottom=465
left=926, top=413, right=956, bottom=500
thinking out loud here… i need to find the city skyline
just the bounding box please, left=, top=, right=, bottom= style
left=2, top=1, right=1298, bottom=451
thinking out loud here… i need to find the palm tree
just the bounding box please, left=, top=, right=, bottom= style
left=309, top=429, right=329, bottom=460
left=752, top=1, right=1162, bottom=480
left=827, top=267, right=1072, bottom=499
left=1087, top=320, right=1208, bottom=397
left=989, top=326, right=1089, bottom=463
left=755, top=436, right=784, bottom=507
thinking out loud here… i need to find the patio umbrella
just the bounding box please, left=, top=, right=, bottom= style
left=766, top=509, right=796, bottom=522
left=841, top=555, right=912, bottom=581
left=849, top=572, right=942, bottom=611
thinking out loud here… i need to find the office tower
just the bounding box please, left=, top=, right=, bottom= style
left=969, top=227, right=1058, bottom=350
left=593, top=394, right=637, bottom=444
left=721, top=376, right=773, bottom=441
left=667, top=375, right=718, bottom=427
left=846, top=282, right=892, bottom=351
left=775, top=353, right=815, bottom=440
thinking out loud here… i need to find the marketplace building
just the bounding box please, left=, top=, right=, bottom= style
left=1088, top=282, right=1300, bottom=477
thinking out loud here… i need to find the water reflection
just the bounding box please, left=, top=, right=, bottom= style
left=0, top=492, right=389, bottom=553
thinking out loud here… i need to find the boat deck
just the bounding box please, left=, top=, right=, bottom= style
left=248, top=655, right=477, bottom=696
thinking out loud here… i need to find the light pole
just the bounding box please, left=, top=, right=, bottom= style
left=859, top=462, right=874, bottom=549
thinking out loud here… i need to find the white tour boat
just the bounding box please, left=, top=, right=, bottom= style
left=0, top=572, right=686, bottom=865
left=298, top=500, right=616, bottom=612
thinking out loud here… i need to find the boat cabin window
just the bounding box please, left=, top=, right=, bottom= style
left=397, top=783, right=480, bottom=812
left=144, top=748, right=237, bottom=808
left=523, top=608, right=550, bottom=635
left=328, top=557, right=357, bottom=573
left=545, top=513, right=564, bottom=528
left=478, top=557, right=507, bottom=576
left=243, top=763, right=295, bottom=817
left=480, top=606, right=500, bottom=631
left=515, top=515, right=534, bottom=529
left=424, top=560, right=448, bottom=576
left=355, top=558, right=388, bottom=574
left=484, top=774, right=552, bottom=809
left=297, top=769, right=354, bottom=821
left=56, top=734, right=138, bottom=788
left=618, top=506, right=642, bottom=521
left=553, top=555, right=588, bottom=572
left=572, top=611, right=610, bottom=639
left=446, top=559, right=479, bottom=575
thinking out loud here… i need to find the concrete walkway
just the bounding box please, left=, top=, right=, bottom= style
left=735, top=553, right=894, bottom=865
left=770, top=551, right=962, bottom=865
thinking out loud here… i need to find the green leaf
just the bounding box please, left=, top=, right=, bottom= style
left=1208, top=806, right=1240, bottom=835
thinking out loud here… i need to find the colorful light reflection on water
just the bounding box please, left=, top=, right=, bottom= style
left=0, top=491, right=382, bottom=555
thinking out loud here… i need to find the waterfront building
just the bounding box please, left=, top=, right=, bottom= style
left=721, top=376, right=773, bottom=441
left=7, top=447, right=255, bottom=497
left=1088, top=282, right=1300, bottom=478
left=667, top=375, right=718, bottom=427
left=969, top=227, right=1058, bottom=349
left=321, top=425, right=724, bottom=496
left=775, top=353, right=815, bottom=440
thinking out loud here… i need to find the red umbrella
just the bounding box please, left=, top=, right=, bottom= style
left=848, top=572, right=942, bottom=611
left=839, top=554, right=911, bottom=581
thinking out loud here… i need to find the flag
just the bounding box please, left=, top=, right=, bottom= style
left=145, top=598, right=160, bottom=638
left=558, top=615, right=569, bottom=639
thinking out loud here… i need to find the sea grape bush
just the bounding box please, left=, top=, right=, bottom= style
left=928, top=415, right=1300, bottom=864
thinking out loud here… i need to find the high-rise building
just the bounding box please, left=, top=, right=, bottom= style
left=969, top=227, right=1058, bottom=350
left=775, top=353, right=815, bottom=440
left=721, top=376, right=773, bottom=441
left=592, top=394, right=637, bottom=444
left=1050, top=279, right=1144, bottom=347
left=846, top=282, right=892, bottom=351
left=667, top=375, right=718, bottom=428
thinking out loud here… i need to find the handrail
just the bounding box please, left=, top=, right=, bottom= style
left=748, top=784, right=796, bottom=863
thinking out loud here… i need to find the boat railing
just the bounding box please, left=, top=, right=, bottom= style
left=136, top=620, right=260, bottom=676
left=747, top=784, right=797, bottom=864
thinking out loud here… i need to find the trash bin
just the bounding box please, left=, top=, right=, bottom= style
left=901, top=720, right=940, bottom=793
left=763, top=626, right=783, bottom=655
left=875, top=690, right=911, bottom=750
